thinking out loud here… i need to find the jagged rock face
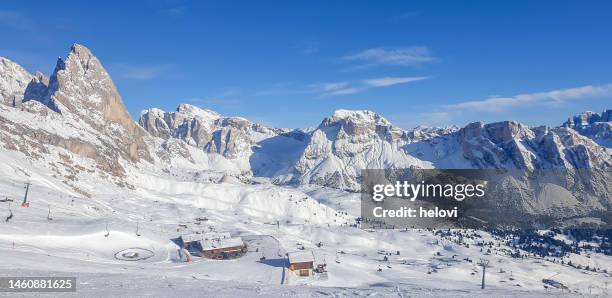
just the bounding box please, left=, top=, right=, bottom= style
left=288, top=111, right=612, bottom=191
left=457, top=121, right=537, bottom=169
left=0, top=57, right=33, bottom=107
left=564, top=109, right=612, bottom=127
left=563, top=109, right=612, bottom=148
left=442, top=120, right=611, bottom=170
left=43, top=45, right=136, bottom=131
left=293, top=110, right=424, bottom=190
left=139, top=104, right=277, bottom=159
left=318, top=109, right=406, bottom=142
left=0, top=44, right=152, bottom=185
left=35, top=44, right=151, bottom=162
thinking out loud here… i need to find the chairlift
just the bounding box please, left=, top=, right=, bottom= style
left=5, top=202, right=13, bottom=222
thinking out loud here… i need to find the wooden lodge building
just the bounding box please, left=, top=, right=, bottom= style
left=287, top=251, right=315, bottom=277
left=176, top=232, right=247, bottom=260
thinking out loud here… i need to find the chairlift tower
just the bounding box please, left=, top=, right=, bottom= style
left=22, top=182, right=31, bottom=208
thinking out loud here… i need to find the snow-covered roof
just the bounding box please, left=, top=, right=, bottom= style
left=203, top=232, right=231, bottom=240
left=201, top=236, right=244, bottom=251
left=288, top=251, right=314, bottom=263
left=180, top=233, right=202, bottom=243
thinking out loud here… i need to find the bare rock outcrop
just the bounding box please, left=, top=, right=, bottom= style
left=139, top=104, right=277, bottom=159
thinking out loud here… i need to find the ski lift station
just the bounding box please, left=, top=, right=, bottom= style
left=288, top=251, right=315, bottom=277
left=174, top=232, right=247, bottom=260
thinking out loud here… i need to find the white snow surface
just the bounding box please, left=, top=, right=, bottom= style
left=0, top=145, right=610, bottom=296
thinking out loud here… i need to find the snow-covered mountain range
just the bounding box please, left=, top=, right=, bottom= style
left=1, top=44, right=611, bottom=195
left=1, top=44, right=611, bottom=295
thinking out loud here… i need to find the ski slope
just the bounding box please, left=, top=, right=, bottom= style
left=0, top=147, right=610, bottom=296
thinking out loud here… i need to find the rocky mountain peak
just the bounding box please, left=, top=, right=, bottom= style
left=321, top=109, right=392, bottom=128
left=318, top=109, right=405, bottom=142
left=562, top=109, right=612, bottom=149
left=176, top=103, right=221, bottom=121
left=139, top=104, right=277, bottom=159
left=458, top=121, right=532, bottom=144
left=564, top=109, right=612, bottom=128
left=40, top=44, right=141, bottom=135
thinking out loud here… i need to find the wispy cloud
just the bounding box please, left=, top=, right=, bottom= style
left=0, top=10, right=34, bottom=31
left=324, top=87, right=364, bottom=96
left=341, top=46, right=436, bottom=69
left=319, top=76, right=428, bottom=97
left=445, top=84, right=612, bottom=112
left=255, top=76, right=428, bottom=98
left=112, top=64, right=174, bottom=80
left=363, top=76, right=428, bottom=87
left=308, top=82, right=350, bottom=92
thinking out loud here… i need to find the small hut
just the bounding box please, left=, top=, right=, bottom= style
left=288, top=251, right=315, bottom=277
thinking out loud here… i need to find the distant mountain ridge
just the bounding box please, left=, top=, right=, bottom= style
left=563, top=109, right=612, bottom=148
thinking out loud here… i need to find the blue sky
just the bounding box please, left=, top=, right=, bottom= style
left=1, top=0, right=611, bottom=129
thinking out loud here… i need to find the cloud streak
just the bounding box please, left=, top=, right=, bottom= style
left=341, top=46, right=436, bottom=68
left=319, top=76, right=428, bottom=97
left=363, top=76, right=428, bottom=87
left=446, top=84, right=612, bottom=112
left=255, top=76, right=428, bottom=97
